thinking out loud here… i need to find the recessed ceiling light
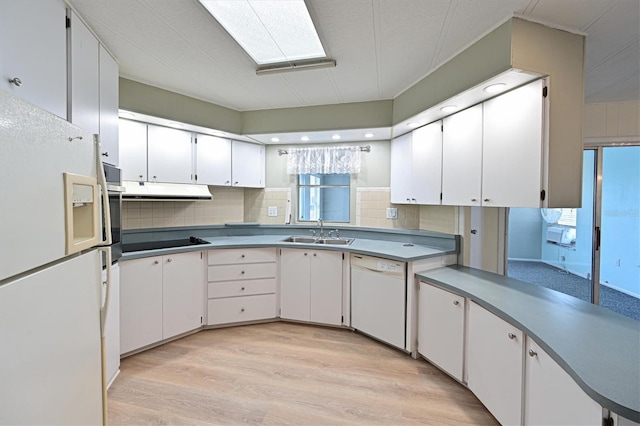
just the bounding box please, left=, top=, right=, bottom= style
left=271, top=137, right=280, bottom=142
left=168, top=122, right=183, bottom=128
left=301, top=136, right=310, bottom=142
left=332, top=134, right=341, bottom=140
left=440, top=105, right=458, bottom=113
left=119, top=111, right=135, bottom=119
left=213, top=132, right=226, bottom=137
left=364, top=133, right=374, bottom=138
left=198, top=0, right=326, bottom=65
left=484, top=83, right=507, bottom=93
left=407, top=122, right=421, bottom=128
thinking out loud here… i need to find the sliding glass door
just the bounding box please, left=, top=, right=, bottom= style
left=507, top=146, right=639, bottom=321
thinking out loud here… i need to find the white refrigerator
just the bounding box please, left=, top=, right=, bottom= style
left=0, top=91, right=111, bottom=425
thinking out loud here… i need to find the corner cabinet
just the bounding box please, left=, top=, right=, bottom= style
left=0, top=0, right=67, bottom=119
left=280, top=248, right=343, bottom=326
left=231, top=141, right=265, bottom=188
left=390, top=121, right=442, bottom=205
left=120, top=251, right=203, bottom=354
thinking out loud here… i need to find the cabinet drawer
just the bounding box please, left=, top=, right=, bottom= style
left=207, top=294, right=276, bottom=325
left=208, top=248, right=276, bottom=265
left=208, top=278, right=276, bottom=298
left=208, top=263, right=276, bottom=282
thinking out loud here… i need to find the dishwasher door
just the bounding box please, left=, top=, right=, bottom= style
left=350, top=254, right=406, bottom=350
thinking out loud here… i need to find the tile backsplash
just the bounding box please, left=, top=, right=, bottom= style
left=244, top=188, right=291, bottom=224
left=356, top=188, right=420, bottom=229
left=122, top=186, right=245, bottom=229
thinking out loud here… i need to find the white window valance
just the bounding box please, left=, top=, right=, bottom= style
left=286, top=146, right=362, bottom=175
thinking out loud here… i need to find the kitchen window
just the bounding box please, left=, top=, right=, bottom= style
left=298, top=173, right=350, bottom=222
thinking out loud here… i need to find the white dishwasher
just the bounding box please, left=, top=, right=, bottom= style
left=350, top=254, right=406, bottom=350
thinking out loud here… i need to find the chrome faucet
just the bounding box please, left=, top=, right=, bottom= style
left=317, top=218, right=324, bottom=238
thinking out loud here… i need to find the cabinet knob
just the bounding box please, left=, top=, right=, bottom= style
left=406, top=198, right=411, bottom=202
left=139, top=175, right=143, bottom=179
left=225, top=180, right=230, bottom=184
left=508, top=332, right=516, bottom=340
left=234, top=181, right=239, bottom=185
left=304, top=253, right=308, bottom=256
left=453, top=300, right=460, bottom=306
left=167, top=258, right=172, bottom=263
left=470, top=229, right=478, bottom=234
left=471, top=198, right=477, bottom=202
left=153, top=175, right=157, bottom=180
left=241, top=287, right=245, bottom=291
left=8, top=77, right=22, bottom=87
left=101, top=152, right=109, bottom=157
left=154, top=260, right=159, bottom=265
left=313, top=253, right=317, bottom=257
left=528, top=349, right=538, bottom=357
left=240, top=308, right=245, bottom=312
left=484, top=198, right=490, bottom=202
left=241, top=270, right=245, bottom=274
left=241, top=254, right=245, bottom=258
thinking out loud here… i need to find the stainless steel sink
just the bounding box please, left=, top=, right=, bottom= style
left=281, top=236, right=317, bottom=244
left=314, top=238, right=354, bottom=245
left=281, top=236, right=354, bottom=245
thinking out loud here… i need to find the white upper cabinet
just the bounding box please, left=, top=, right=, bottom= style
left=195, top=135, right=232, bottom=186
left=68, top=10, right=99, bottom=135
left=231, top=141, right=265, bottom=188
left=482, top=79, right=544, bottom=207
left=441, top=104, right=483, bottom=206
left=390, top=121, right=443, bottom=205
left=98, top=45, right=119, bottom=166
left=119, top=119, right=148, bottom=181
left=0, top=0, right=67, bottom=118
left=147, top=125, right=193, bottom=184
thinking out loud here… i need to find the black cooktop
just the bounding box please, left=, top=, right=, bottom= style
left=122, top=237, right=209, bottom=253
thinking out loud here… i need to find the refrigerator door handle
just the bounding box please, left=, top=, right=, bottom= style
left=98, top=246, right=112, bottom=337
left=95, top=135, right=112, bottom=246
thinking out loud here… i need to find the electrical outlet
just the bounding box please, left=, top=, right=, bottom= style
left=386, top=208, right=398, bottom=219
left=267, top=206, right=278, bottom=217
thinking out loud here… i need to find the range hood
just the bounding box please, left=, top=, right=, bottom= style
left=122, top=181, right=213, bottom=201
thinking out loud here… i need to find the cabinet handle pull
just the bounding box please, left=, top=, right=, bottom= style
left=508, top=332, right=516, bottom=340
left=234, top=181, right=239, bottom=185
left=154, top=260, right=159, bottom=264
left=167, top=258, right=172, bottom=263
left=9, top=77, right=22, bottom=86
left=304, top=253, right=308, bottom=256
left=240, top=308, right=245, bottom=312
left=528, top=349, right=538, bottom=357
left=406, top=198, right=411, bottom=202
left=484, top=198, right=490, bottom=202
left=453, top=300, right=460, bottom=306
left=139, top=175, right=143, bottom=179
left=471, top=198, right=477, bottom=202
left=101, top=152, right=109, bottom=157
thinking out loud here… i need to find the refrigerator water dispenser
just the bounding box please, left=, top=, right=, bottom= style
left=64, top=173, right=100, bottom=254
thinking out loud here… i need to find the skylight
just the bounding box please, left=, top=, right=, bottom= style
left=198, top=0, right=326, bottom=65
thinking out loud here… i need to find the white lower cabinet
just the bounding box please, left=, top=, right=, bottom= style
left=417, top=282, right=465, bottom=382
left=207, top=248, right=277, bottom=325
left=280, top=248, right=343, bottom=326
left=120, top=251, right=203, bottom=354
left=467, top=301, right=524, bottom=426
left=524, top=336, right=602, bottom=426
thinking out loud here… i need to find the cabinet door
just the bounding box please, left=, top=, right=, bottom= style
left=417, top=282, right=464, bottom=381
left=104, top=263, right=120, bottom=387
left=98, top=45, right=119, bottom=166
left=390, top=132, right=413, bottom=204
left=195, top=135, right=231, bottom=185
left=483, top=79, right=544, bottom=207
left=148, top=125, right=193, bottom=184
left=310, top=250, right=343, bottom=326
left=119, top=119, right=148, bottom=181
left=412, top=121, right=442, bottom=205
left=524, top=337, right=602, bottom=426
left=280, top=249, right=311, bottom=321
left=442, top=104, right=483, bottom=206
left=162, top=251, right=203, bottom=340
left=119, top=256, right=163, bottom=354
left=467, top=301, right=523, bottom=426
left=68, top=11, right=100, bottom=135
left=0, top=0, right=67, bottom=118
left=232, top=141, right=265, bottom=188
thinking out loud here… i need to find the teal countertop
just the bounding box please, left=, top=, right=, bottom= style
left=417, top=265, right=640, bottom=422
left=121, top=234, right=455, bottom=262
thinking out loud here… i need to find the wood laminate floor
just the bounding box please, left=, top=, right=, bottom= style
left=108, top=322, right=499, bottom=425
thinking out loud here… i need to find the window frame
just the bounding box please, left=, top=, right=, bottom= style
left=297, top=173, right=351, bottom=223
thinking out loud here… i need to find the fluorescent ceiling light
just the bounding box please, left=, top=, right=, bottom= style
left=407, top=122, right=421, bottom=128
left=199, top=0, right=326, bottom=65
left=300, top=136, right=310, bottom=141
left=484, top=83, right=507, bottom=93
left=440, top=105, right=458, bottom=113
left=364, top=133, right=374, bottom=138
left=332, top=134, right=341, bottom=140
left=271, top=137, right=280, bottom=142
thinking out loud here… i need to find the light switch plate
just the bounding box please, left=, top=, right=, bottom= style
left=386, top=207, right=398, bottom=219
left=268, top=206, right=278, bottom=217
